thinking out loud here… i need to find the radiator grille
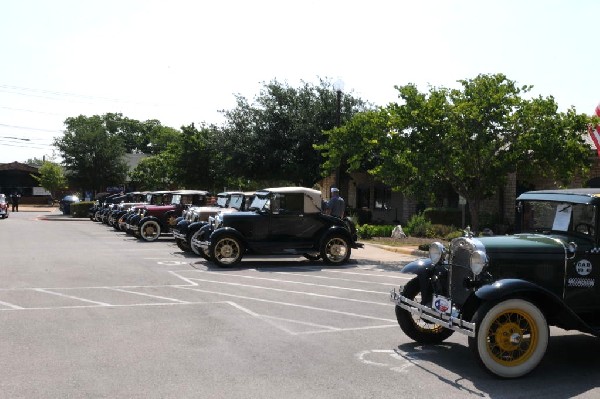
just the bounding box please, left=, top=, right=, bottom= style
left=449, top=246, right=474, bottom=307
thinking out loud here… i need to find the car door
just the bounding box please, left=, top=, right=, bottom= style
left=267, top=193, right=318, bottom=251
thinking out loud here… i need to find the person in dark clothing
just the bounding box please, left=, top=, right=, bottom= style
left=326, top=187, right=345, bottom=218
left=11, top=192, right=20, bottom=212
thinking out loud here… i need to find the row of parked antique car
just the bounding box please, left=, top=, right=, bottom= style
left=89, top=187, right=600, bottom=379
left=88, top=187, right=362, bottom=267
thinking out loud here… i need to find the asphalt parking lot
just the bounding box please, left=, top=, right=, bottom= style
left=1, top=209, right=599, bottom=398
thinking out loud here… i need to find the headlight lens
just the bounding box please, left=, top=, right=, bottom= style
left=215, top=215, right=222, bottom=229
left=470, top=250, right=488, bottom=276
left=428, top=242, right=446, bottom=265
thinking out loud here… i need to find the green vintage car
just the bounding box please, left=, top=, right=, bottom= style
left=391, top=188, right=600, bottom=378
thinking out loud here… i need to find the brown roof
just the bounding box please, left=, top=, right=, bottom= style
left=0, top=162, right=39, bottom=172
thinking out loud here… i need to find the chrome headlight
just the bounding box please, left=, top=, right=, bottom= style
left=428, top=242, right=446, bottom=265
left=214, top=214, right=223, bottom=229
left=470, top=250, right=488, bottom=276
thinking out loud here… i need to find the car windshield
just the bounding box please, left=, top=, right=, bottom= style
left=171, top=194, right=182, bottom=205
left=0, top=195, right=6, bottom=204
left=216, top=195, right=229, bottom=207
left=520, top=200, right=596, bottom=236
left=229, top=194, right=244, bottom=210
left=249, top=194, right=269, bottom=211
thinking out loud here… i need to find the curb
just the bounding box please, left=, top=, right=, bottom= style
left=365, top=243, right=427, bottom=257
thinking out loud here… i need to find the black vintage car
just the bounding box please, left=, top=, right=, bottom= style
left=195, top=187, right=362, bottom=267
left=391, top=188, right=600, bottom=378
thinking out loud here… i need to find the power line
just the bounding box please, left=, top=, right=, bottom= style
left=0, top=123, right=62, bottom=133
left=0, top=141, right=54, bottom=149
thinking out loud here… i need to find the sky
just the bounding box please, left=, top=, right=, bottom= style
left=1, top=0, right=598, bottom=164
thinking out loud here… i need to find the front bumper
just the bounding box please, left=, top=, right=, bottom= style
left=390, top=288, right=476, bottom=337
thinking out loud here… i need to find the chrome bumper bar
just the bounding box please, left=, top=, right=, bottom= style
left=390, top=289, right=476, bottom=337
left=172, top=230, right=186, bottom=240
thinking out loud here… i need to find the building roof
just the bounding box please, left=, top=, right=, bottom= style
left=0, top=161, right=39, bottom=173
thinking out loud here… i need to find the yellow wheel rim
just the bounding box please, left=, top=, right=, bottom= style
left=485, top=308, right=538, bottom=366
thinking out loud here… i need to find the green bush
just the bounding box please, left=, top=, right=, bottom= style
left=424, top=207, right=463, bottom=226
left=356, top=224, right=395, bottom=239
left=404, top=212, right=433, bottom=237
left=70, top=201, right=94, bottom=218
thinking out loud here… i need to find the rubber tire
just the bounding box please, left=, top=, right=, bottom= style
left=176, top=238, right=191, bottom=252
left=395, top=277, right=454, bottom=344
left=190, top=230, right=211, bottom=261
left=140, top=220, right=161, bottom=242
left=320, top=234, right=351, bottom=265
left=210, top=235, right=243, bottom=267
left=303, top=253, right=321, bottom=261
left=468, top=298, right=549, bottom=379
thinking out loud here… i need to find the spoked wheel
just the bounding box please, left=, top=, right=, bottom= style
left=140, top=220, right=161, bottom=242
left=320, top=234, right=351, bottom=265
left=210, top=235, right=243, bottom=267
left=469, top=298, right=548, bottom=378
left=395, top=277, right=454, bottom=344
left=190, top=230, right=211, bottom=260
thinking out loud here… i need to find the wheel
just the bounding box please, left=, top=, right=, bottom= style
left=140, top=220, right=161, bottom=242
left=303, top=253, right=321, bottom=261
left=94, top=211, right=102, bottom=222
left=176, top=237, right=191, bottom=252
left=468, top=298, right=549, bottom=378
left=395, top=277, right=454, bottom=344
left=320, top=234, right=351, bottom=264
left=210, top=235, right=243, bottom=267
left=190, top=230, right=211, bottom=260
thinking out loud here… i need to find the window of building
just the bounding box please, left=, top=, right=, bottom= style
left=374, top=185, right=391, bottom=209
left=356, top=186, right=370, bottom=209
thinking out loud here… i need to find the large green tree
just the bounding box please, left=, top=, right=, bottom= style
left=220, top=79, right=370, bottom=186
left=54, top=115, right=129, bottom=193
left=319, top=73, right=593, bottom=231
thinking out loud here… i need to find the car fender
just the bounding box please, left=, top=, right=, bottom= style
left=401, top=258, right=434, bottom=275
left=458, top=278, right=597, bottom=335
left=210, top=227, right=246, bottom=245
left=319, top=226, right=354, bottom=247
left=175, top=219, right=190, bottom=233
left=188, top=221, right=208, bottom=240
left=139, top=215, right=163, bottom=229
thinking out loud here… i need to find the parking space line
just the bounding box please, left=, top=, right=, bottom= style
left=192, top=270, right=387, bottom=294
left=0, top=300, right=24, bottom=309
left=186, top=277, right=390, bottom=305
left=108, top=288, right=190, bottom=303
left=270, top=271, right=400, bottom=287
left=33, top=288, right=113, bottom=306
left=177, top=286, right=396, bottom=322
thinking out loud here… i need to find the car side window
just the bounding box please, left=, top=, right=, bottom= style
left=271, top=193, right=304, bottom=215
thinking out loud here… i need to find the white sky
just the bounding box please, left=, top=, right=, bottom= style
left=1, top=0, right=598, bottom=163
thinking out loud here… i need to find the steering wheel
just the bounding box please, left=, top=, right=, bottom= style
left=574, top=222, right=595, bottom=236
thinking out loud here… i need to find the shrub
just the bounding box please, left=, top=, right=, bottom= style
left=404, top=212, right=433, bottom=237
left=424, top=207, right=463, bottom=226
left=356, top=224, right=395, bottom=239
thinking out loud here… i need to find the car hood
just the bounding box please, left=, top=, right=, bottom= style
left=476, top=234, right=568, bottom=256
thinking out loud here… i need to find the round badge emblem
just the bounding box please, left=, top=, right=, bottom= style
left=576, top=259, right=592, bottom=276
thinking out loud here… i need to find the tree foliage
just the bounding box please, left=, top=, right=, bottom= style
left=54, top=115, right=129, bottom=193
left=319, top=73, right=593, bottom=230
left=30, top=161, right=67, bottom=198
left=220, top=79, right=370, bottom=186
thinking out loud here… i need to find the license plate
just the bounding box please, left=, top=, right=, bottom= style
left=433, top=295, right=452, bottom=314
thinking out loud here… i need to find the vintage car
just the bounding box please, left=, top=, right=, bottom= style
left=0, top=193, right=8, bottom=219
left=131, top=190, right=211, bottom=242
left=122, top=191, right=175, bottom=234
left=194, top=187, right=362, bottom=267
left=391, top=188, right=600, bottom=378
left=106, top=192, right=148, bottom=228
left=172, top=191, right=249, bottom=252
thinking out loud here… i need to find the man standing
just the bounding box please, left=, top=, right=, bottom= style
left=326, top=187, right=345, bottom=218
left=10, top=192, right=20, bottom=212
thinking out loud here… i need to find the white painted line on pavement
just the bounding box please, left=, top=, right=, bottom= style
left=176, top=286, right=396, bottom=322
left=185, top=277, right=391, bottom=305
left=270, top=271, right=400, bottom=287
left=33, top=288, right=113, bottom=306
left=0, top=300, right=24, bottom=309
left=191, top=270, right=387, bottom=294
left=108, top=288, right=190, bottom=303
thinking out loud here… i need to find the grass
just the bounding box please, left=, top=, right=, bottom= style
left=362, top=236, right=441, bottom=247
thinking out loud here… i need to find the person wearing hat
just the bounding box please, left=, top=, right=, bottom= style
left=326, top=187, right=345, bottom=218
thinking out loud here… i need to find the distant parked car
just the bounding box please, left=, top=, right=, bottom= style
left=0, top=194, right=8, bottom=218
left=59, top=195, right=80, bottom=215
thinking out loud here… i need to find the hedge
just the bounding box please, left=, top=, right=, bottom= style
left=70, top=201, right=94, bottom=218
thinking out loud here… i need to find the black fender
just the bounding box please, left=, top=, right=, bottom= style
left=459, top=279, right=598, bottom=335
left=319, top=226, right=355, bottom=249
left=174, top=219, right=191, bottom=235
left=401, top=258, right=434, bottom=275
left=188, top=221, right=208, bottom=240
left=139, top=215, right=163, bottom=229
left=174, top=216, right=185, bottom=225
left=209, top=227, right=246, bottom=247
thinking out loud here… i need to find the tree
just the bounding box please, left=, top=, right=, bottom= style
left=31, top=161, right=67, bottom=199
left=220, top=79, right=370, bottom=186
left=54, top=115, right=129, bottom=193
left=319, top=73, right=593, bottom=231
left=128, top=153, right=174, bottom=190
